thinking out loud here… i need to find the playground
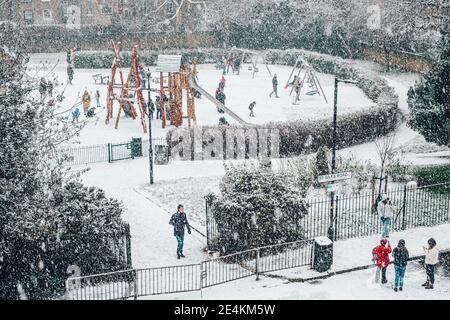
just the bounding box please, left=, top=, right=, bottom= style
left=27, top=50, right=374, bottom=146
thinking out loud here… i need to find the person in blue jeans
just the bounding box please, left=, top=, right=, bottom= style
left=392, top=239, right=409, bottom=292
left=169, top=205, right=191, bottom=259
left=378, top=195, right=395, bottom=238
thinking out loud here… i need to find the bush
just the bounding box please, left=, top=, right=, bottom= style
left=206, top=163, right=308, bottom=254
left=413, top=164, right=450, bottom=187
left=74, top=48, right=253, bottom=69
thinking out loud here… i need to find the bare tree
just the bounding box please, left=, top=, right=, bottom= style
left=375, top=133, right=396, bottom=198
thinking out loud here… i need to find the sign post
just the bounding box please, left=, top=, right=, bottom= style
left=318, top=172, right=352, bottom=241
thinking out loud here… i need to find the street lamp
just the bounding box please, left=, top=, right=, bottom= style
left=328, top=77, right=359, bottom=241
left=146, top=70, right=154, bottom=185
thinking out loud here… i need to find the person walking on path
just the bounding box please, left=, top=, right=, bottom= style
left=392, top=239, right=409, bottom=292
left=423, top=238, right=439, bottom=289
left=372, top=239, right=392, bottom=284
left=249, top=101, right=256, bottom=117
left=169, top=205, right=191, bottom=259
left=269, top=74, right=279, bottom=98
left=378, top=195, right=395, bottom=238
left=82, top=90, right=91, bottom=116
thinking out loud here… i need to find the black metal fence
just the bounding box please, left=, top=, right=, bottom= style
left=65, top=238, right=314, bottom=300
left=59, top=138, right=167, bottom=166
left=206, top=183, right=450, bottom=251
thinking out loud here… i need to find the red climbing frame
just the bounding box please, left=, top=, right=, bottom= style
left=106, top=42, right=147, bottom=133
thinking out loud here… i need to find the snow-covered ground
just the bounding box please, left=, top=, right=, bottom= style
left=142, top=223, right=450, bottom=300
left=143, top=260, right=449, bottom=300
left=44, top=49, right=449, bottom=299
left=27, top=53, right=374, bottom=145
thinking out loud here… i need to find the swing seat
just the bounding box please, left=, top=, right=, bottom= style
left=306, top=90, right=319, bottom=96
left=248, top=66, right=253, bottom=71
left=254, top=67, right=259, bottom=72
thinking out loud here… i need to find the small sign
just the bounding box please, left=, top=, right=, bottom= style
left=156, top=55, right=182, bottom=73
left=318, top=172, right=352, bottom=183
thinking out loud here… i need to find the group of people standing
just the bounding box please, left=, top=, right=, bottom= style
left=372, top=194, right=441, bottom=291
left=372, top=238, right=440, bottom=291
left=72, top=89, right=101, bottom=123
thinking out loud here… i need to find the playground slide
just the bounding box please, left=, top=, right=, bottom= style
left=188, top=76, right=251, bottom=126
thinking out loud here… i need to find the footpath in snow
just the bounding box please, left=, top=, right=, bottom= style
left=142, top=223, right=450, bottom=300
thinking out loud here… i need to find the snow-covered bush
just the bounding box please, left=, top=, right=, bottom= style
left=413, top=165, right=450, bottom=188
left=206, top=162, right=308, bottom=254
left=408, top=37, right=450, bottom=148
left=0, top=25, right=128, bottom=299
left=74, top=49, right=252, bottom=69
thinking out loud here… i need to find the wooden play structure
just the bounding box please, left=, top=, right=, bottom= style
left=156, top=55, right=198, bottom=129
left=106, top=41, right=147, bottom=133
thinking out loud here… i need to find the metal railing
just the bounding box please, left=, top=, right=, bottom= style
left=59, top=138, right=167, bottom=166
left=65, top=238, right=315, bottom=300
left=207, top=183, right=450, bottom=250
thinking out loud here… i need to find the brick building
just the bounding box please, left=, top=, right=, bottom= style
left=0, top=0, right=208, bottom=30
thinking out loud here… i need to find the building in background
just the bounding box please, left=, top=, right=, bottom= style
left=0, top=0, right=208, bottom=31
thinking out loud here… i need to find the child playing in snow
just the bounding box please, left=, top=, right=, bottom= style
left=423, top=238, right=439, bottom=289
left=72, top=107, right=80, bottom=123
left=95, top=90, right=101, bottom=108
left=82, top=90, right=91, bottom=115
left=392, top=239, right=409, bottom=292
left=372, top=239, right=392, bottom=284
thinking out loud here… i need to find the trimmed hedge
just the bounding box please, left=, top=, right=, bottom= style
left=413, top=164, right=450, bottom=187
left=74, top=48, right=252, bottom=69
left=165, top=48, right=400, bottom=158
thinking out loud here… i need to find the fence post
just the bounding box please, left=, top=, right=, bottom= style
left=255, top=248, right=260, bottom=281
left=133, top=270, right=138, bottom=300
left=334, top=195, right=339, bottom=241
left=402, top=185, right=407, bottom=230
left=205, top=199, right=210, bottom=251
left=108, top=143, right=112, bottom=163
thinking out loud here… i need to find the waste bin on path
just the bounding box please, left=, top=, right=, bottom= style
left=313, top=236, right=333, bottom=273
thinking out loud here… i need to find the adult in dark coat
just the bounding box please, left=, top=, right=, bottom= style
left=392, top=239, right=409, bottom=292
left=169, top=205, right=191, bottom=259
left=269, top=74, right=279, bottom=98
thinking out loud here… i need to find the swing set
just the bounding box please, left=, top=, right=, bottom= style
left=285, top=56, right=329, bottom=105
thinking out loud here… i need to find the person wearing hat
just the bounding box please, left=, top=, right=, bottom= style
left=377, top=195, right=395, bottom=238
left=423, top=238, right=439, bottom=289
left=372, top=239, right=392, bottom=284
left=393, top=239, right=409, bottom=292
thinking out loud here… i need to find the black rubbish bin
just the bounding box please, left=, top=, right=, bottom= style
left=155, top=145, right=169, bottom=165
left=313, top=236, right=333, bottom=273
left=131, top=137, right=143, bottom=158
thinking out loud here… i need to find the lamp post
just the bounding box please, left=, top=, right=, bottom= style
left=328, top=77, right=359, bottom=241
left=146, top=70, right=154, bottom=185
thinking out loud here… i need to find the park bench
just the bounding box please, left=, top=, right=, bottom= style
left=92, top=73, right=110, bottom=85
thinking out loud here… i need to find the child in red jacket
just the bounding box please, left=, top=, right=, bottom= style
left=372, top=239, right=392, bottom=284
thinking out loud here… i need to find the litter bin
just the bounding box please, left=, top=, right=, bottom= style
left=131, top=137, right=143, bottom=158
left=154, top=145, right=169, bottom=165
left=313, top=236, right=333, bottom=273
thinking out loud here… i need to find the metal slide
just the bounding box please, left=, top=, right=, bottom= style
left=188, top=76, right=251, bottom=126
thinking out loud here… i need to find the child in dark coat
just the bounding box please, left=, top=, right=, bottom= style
left=392, top=239, right=409, bottom=292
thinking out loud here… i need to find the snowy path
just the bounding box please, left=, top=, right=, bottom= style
left=80, top=159, right=208, bottom=269
left=142, top=223, right=450, bottom=300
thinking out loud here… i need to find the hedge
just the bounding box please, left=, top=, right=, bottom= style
left=165, top=48, right=400, bottom=158
left=73, top=48, right=253, bottom=69
left=413, top=164, right=450, bottom=187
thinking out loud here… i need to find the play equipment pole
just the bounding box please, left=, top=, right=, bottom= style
left=147, top=71, right=154, bottom=185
